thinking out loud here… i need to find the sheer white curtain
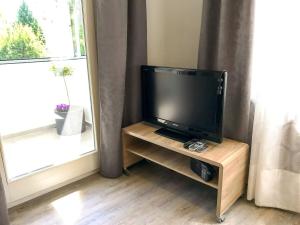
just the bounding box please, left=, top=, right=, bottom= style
left=247, top=0, right=300, bottom=213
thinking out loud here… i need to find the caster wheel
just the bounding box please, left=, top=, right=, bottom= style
left=123, top=169, right=130, bottom=176
left=216, top=216, right=225, bottom=223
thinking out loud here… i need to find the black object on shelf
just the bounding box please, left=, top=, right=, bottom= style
left=190, top=158, right=215, bottom=182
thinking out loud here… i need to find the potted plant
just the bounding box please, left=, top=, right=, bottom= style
left=50, top=65, right=86, bottom=135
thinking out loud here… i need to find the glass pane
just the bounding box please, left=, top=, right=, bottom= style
left=0, top=0, right=86, bottom=60
left=0, top=0, right=96, bottom=180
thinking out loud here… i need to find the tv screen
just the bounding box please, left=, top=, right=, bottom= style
left=142, top=65, right=227, bottom=143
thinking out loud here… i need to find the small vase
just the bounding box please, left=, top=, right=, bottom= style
left=55, top=105, right=86, bottom=135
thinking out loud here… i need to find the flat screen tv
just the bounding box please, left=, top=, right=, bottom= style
left=141, top=65, right=227, bottom=143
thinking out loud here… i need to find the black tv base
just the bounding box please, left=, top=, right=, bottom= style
left=154, top=127, right=192, bottom=143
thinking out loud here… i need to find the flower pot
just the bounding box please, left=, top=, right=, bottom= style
left=55, top=105, right=86, bottom=135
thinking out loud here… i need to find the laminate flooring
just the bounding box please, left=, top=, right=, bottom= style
left=9, top=161, right=300, bottom=225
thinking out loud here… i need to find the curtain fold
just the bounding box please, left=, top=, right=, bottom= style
left=198, top=0, right=254, bottom=143
left=94, top=0, right=147, bottom=178
left=247, top=0, right=300, bottom=213
left=123, top=0, right=147, bottom=126
left=94, top=0, right=128, bottom=178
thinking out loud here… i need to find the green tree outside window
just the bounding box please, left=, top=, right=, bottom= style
left=0, top=2, right=46, bottom=60
left=0, top=24, right=45, bottom=60
left=17, top=1, right=46, bottom=45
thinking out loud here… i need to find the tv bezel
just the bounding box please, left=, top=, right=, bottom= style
left=141, top=65, right=227, bottom=143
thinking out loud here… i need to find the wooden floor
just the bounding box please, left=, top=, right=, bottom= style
left=9, top=161, right=300, bottom=225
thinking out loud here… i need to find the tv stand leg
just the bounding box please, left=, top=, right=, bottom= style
left=216, top=215, right=225, bottom=223
left=216, top=147, right=248, bottom=222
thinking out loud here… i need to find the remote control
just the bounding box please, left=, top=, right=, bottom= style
left=187, top=141, right=208, bottom=152
left=183, top=139, right=201, bottom=149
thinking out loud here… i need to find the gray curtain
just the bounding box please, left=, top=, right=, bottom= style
left=94, top=0, right=147, bottom=178
left=0, top=177, right=9, bottom=225
left=198, top=0, right=254, bottom=143
left=123, top=0, right=147, bottom=126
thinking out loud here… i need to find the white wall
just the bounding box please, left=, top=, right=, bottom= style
left=146, top=0, right=203, bottom=68
left=0, top=58, right=93, bottom=136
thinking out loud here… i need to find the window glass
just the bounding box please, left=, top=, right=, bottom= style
left=0, top=0, right=85, bottom=61
left=0, top=0, right=96, bottom=180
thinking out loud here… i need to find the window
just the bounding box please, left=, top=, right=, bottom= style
left=0, top=0, right=86, bottom=61
left=0, top=0, right=96, bottom=180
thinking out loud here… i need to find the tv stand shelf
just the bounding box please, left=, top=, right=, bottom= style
left=123, top=122, right=249, bottom=223
left=127, top=141, right=219, bottom=189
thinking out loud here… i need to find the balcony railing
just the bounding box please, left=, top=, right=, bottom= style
left=0, top=57, right=95, bottom=180
left=0, top=57, right=92, bottom=136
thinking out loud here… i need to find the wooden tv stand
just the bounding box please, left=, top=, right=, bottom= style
left=122, top=122, right=249, bottom=223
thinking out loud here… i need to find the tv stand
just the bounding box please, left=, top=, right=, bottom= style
left=154, top=127, right=191, bottom=143
left=122, top=122, right=249, bottom=223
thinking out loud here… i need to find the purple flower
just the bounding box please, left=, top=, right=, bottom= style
left=56, top=104, right=70, bottom=112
